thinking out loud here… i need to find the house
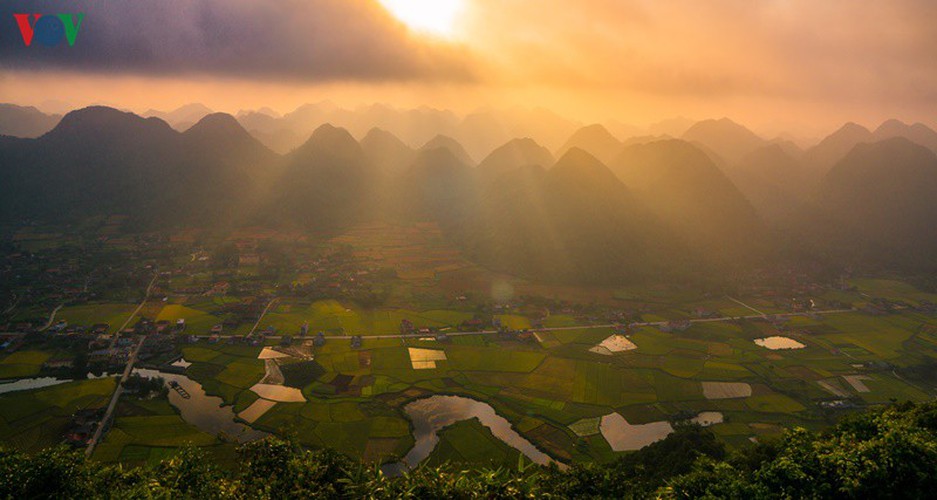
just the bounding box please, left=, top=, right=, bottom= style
left=44, top=357, right=74, bottom=369
left=400, top=319, right=415, bottom=335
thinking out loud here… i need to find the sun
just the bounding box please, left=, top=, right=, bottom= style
left=377, top=0, right=464, bottom=38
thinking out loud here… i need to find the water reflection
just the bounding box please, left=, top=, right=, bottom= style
left=398, top=395, right=557, bottom=469
left=0, top=377, right=70, bottom=394
left=134, top=368, right=266, bottom=442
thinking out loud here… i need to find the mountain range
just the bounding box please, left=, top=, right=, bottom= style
left=2, top=105, right=936, bottom=279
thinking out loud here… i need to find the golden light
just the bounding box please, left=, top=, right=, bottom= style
left=377, top=0, right=464, bottom=38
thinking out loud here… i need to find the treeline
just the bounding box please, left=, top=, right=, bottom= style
left=1, top=401, right=935, bottom=499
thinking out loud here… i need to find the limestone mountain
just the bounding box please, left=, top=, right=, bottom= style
left=555, top=124, right=622, bottom=164
left=803, top=122, right=873, bottom=174
left=360, top=127, right=416, bottom=175
left=0, top=107, right=260, bottom=227
left=476, top=138, right=554, bottom=179
left=420, top=135, right=475, bottom=166
left=681, top=118, right=765, bottom=165
left=267, top=124, right=372, bottom=230
left=610, top=139, right=763, bottom=257
left=818, top=137, right=937, bottom=268
left=0, top=104, right=61, bottom=138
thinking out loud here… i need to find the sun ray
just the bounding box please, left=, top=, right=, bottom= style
left=377, top=0, right=464, bottom=38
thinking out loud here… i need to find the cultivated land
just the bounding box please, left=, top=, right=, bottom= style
left=0, top=220, right=935, bottom=467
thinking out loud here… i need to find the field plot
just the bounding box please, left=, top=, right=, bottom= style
left=702, top=382, right=752, bottom=400
left=58, top=303, right=137, bottom=333
left=589, top=335, right=637, bottom=355
left=842, top=374, right=872, bottom=393
left=599, top=413, right=673, bottom=451
left=408, top=348, right=447, bottom=369
left=35, top=264, right=931, bottom=468
left=754, top=336, right=806, bottom=350
left=157, top=304, right=222, bottom=334
left=261, top=300, right=473, bottom=336
left=94, top=394, right=235, bottom=466
left=0, top=378, right=116, bottom=453
left=182, top=344, right=264, bottom=405
left=0, top=350, right=52, bottom=379
left=424, top=418, right=522, bottom=468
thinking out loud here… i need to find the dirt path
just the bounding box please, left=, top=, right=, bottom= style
left=260, top=359, right=285, bottom=385
left=39, top=304, right=63, bottom=331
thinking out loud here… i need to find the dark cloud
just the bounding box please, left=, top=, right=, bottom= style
left=0, top=0, right=475, bottom=82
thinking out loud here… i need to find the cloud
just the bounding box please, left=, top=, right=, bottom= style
left=0, top=0, right=476, bottom=82
left=464, top=0, right=937, bottom=105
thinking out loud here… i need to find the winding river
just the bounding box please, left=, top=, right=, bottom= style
left=134, top=368, right=266, bottom=442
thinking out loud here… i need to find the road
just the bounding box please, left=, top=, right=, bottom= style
left=726, top=296, right=767, bottom=317
left=108, top=273, right=158, bottom=349
left=39, top=304, right=64, bottom=331
left=247, top=298, right=279, bottom=336
left=86, top=272, right=157, bottom=457
left=85, top=335, right=145, bottom=457
left=187, top=307, right=857, bottom=342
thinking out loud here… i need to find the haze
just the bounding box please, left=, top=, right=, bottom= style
left=2, top=0, right=936, bottom=137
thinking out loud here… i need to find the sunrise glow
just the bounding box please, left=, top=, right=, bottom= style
left=377, top=0, right=464, bottom=37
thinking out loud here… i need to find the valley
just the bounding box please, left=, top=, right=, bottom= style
left=1, top=216, right=934, bottom=470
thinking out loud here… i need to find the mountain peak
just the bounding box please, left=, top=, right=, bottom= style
left=551, top=147, right=620, bottom=184
left=362, top=127, right=406, bottom=147
left=184, top=112, right=247, bottom=137
left=477, top=137, right=554, bottom=177
left=308, top=123, right=358, bottom=147
left=420, top=135, right=474, bottom=165
left=556, top=124, right=622, bottom=164
left=360, top=127, right=414, bottom=173
left=681, top=118, right=764, bottom=164
left=874, top=118, right=909, bottom=136
left=293, top=123, right=363, bottom=163
left=182, top=112, right=271, bottom=159
left=47, top=106, right=173, bottom=140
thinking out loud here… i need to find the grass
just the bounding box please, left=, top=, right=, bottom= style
left=260, top=300, right=475, bottom=337
left=0, top=378, right=116, bottom=452
left=95, top=396, right=222, bottom=465
left=157, top=304, right=222, bottom=334
left=58, top=303, right=137, bottom=333
left=181, top=344, right=263, bottom=405
left=446, top=346, right=545, bottom=373
left=8, top=273, right=936, bottom=467
left=0, top=350, right=52, bottom=379
left=424, top=418, right=522, bottom=468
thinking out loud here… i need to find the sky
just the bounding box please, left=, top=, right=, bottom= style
left=1, top=0, right=935, bottom=137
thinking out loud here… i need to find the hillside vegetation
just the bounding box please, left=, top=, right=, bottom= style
left=1, top=401, right=934, bottom=499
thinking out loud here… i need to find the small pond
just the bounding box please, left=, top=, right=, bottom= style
left=389, top=395, right=558, bottom=473
left=0, top=377, right=71, bottom=394
left=600, top=411, right=724, bottom=451
left=754, top=336, right=805, bottom=350
left=0, top=371, right=115, bottom=395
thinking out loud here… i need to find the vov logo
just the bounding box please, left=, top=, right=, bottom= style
left=14, top=13, right=84, bottom=47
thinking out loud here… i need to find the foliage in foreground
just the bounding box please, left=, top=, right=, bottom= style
left=0, top=402, right=935, bottom=499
